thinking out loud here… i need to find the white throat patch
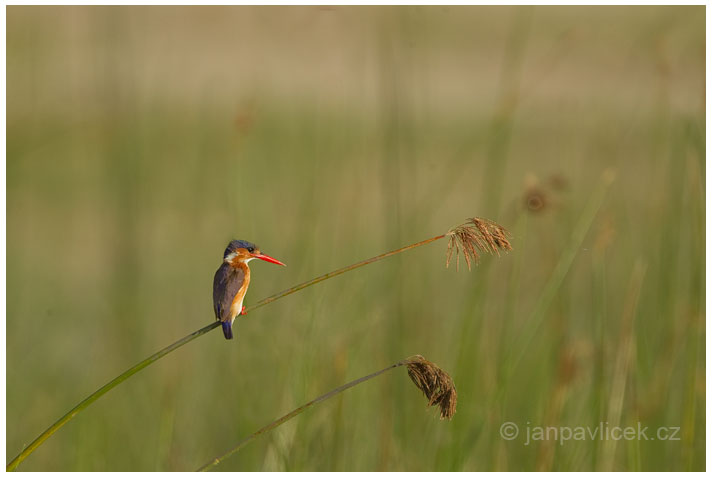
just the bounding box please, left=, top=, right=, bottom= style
left=224, top=252, right=255, bottom=264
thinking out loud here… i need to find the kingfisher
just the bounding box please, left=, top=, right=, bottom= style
left=213, top=239, right=286, bottom=339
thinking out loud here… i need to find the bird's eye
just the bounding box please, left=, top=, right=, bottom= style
left=247, top=247, right=254, bottom=253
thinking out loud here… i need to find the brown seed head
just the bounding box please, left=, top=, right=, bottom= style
left=446, top=217, right=512, bottom=270
left=403, top=355, right=457, bottom=420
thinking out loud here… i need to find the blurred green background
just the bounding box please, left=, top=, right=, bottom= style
left=6, top=5, right=705, bottom=471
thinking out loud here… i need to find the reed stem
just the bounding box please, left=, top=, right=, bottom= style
left=197, top=354, right=457, bottom=471
left=7, top=233, right=446, bottom=471
left=197, top=360, right=407, bottom=471
left=6, top=322, right=220, bottom=472
left=245, top=234, right=445, bottom=313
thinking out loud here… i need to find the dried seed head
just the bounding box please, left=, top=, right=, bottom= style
left=403, top=355, right=457, bottom=420
left=445, top=217, right=512, bottom=270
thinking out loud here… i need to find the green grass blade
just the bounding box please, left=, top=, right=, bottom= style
left=197, top=361, right=405, bottom=471
left=503, top=170, right=615, bottom=378
left=7, top=233, right=446, bottom=471
left=6, top=322, right=219, bottom=472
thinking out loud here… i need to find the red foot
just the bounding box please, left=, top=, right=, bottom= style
left=241, top=306, right=247, bottom=315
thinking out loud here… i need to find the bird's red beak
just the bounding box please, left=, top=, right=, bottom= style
left=253, top=253, right=286, bottom=266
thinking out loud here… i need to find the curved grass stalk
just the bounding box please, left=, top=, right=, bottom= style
left=7, top=217, right=510, bottom=471
left=197, top=355, right=457, bottom=471
left=246, top=234, right=445, bottom=313
left=7, top=235, right=443, bottom=471
left=6, top=322, right=220, bottom=472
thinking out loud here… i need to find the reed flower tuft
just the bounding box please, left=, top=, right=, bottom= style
left=446, top=217, right=512, bottom=270
left=404, top=355, right=458, bottom=420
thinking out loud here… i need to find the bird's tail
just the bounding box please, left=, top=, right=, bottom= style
left=222, top=321, right=234, bottom=340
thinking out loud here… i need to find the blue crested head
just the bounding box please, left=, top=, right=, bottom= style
left=224, top=239, right=258, bottom=259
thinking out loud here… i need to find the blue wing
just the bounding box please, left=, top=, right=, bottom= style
left=212, top=263, right=246, bottom=322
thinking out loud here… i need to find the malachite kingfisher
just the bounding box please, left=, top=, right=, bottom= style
left=213, top=240, right=286, bottom=339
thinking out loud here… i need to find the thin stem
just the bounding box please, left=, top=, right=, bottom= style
left=7, top=234, right=445, bottom=472
left=503, top=171, right=614, bottom=377
left=6, top=322, right=219, bottom=472
left=197, top=360, right=408, bottom=471
left=244, top=234, right=445, bottom=313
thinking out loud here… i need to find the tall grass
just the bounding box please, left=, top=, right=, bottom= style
left=6, top=5, right=705, bottom=471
